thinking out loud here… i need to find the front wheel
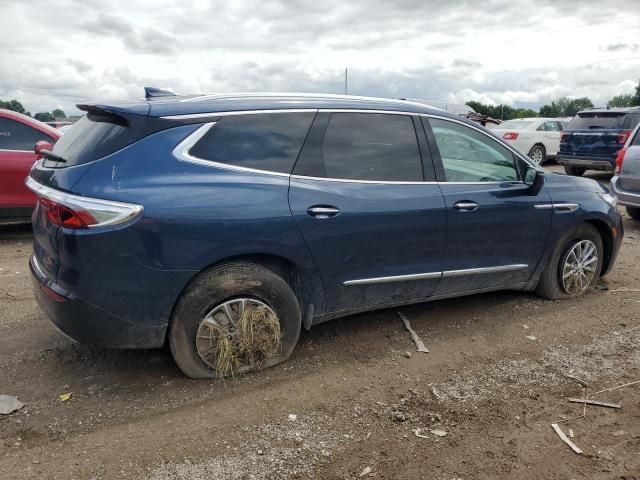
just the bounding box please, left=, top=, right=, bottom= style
left=169, top=262, right=301, bottom=379
left=626, top=206, right=640, bottom=220
left=536, top=224, right=603, bottom=300
left=528, top=145, right=546, bottom=165
left=564, top=166, right=586, bottom=176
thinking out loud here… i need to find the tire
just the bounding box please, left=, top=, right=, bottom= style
left=528, top=145, right=546, bottom=165
left=564, top=166, right=586, bottom=176
left=626, top=206, right=640, bottom=220
left=536, top=224, right=603, bottom=300
left=169, top=262, right=301, bottom=379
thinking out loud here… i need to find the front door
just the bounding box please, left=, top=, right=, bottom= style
left=289, top=112, right=447, bottom=313
left=423, top=117, right=553, bottom=295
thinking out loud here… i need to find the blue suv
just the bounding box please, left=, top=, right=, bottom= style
left=28, top=92, right=623, bottom=378
left=558, top=107, right=640, bottom=176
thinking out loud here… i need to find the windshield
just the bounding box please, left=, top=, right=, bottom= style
left=567, top=112, right=626, bottom=130
left=497, top=120, right=535, bottom=130
left=47, top=112, right=130, bottom=167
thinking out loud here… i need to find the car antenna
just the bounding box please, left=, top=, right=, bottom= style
left=144, top=87, right=177, bottom=99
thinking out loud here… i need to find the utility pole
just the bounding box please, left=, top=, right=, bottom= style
left=344, top=68, right=348, bottom=95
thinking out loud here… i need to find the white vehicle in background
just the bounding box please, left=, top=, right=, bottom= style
left=492, top=118, right=569, bottom=165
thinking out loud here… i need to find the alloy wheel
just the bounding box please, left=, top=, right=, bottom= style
left=530, top=147, right=544, bottom=165
left=561, top=239, right=598, bottom=295
left=196, top=298, right=274, bottom=370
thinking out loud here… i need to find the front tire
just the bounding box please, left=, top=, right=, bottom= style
left=169, top=262, right=301, bottom=379
left=626, top=206, right=640, bottom=220
left=536, top=224, right=603, bottom=300
left=528, top=145, right=546, bottom=165
left=564, top=166, right=586, bottom=176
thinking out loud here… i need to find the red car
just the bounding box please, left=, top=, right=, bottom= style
left=0, top=109, right=62, bottom=223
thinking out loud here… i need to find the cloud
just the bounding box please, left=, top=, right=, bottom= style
left=1, top=0, right=640, bottom=114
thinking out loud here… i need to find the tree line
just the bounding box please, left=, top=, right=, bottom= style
left=468, top=80, right=640, bottom=120
left=0, top=99, right=66, bottom=122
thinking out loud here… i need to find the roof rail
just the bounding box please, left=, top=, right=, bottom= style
left=144, top=87, right=177, bottom=99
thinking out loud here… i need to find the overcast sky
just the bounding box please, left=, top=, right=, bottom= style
left=1, top=0, right=640, bottom=115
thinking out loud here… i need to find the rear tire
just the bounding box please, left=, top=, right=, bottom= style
left=169, top=262, right=301, bottom=379
left=626, top=206, right=640, bottom=220
left=564, top=166, right=586, bottom=176
left=536, top=224, right=603, bottom=300
left=528, top=145, right=546, bottom=165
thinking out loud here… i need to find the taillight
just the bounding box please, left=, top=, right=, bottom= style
left=615, top=147, right=627, bottom=174
left=560, top=132, right=567, bottom=142
left=503, top=132, right=519, bottom=140
left=26, top=177, right=143, bottom=229
left=617, top=130, right=631, bottom=144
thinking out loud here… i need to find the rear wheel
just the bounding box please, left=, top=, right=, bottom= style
left=169, top=262, right=301, bottom=379
left=626, top=206, right=640, bottom=220
left=528, top=145, right=546, bottom=165
left=536, top=224, right=603, bottom=300
left=564, top=166, right=586, bottom=176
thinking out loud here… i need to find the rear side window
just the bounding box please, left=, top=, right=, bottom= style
left=0, top=117, right=53, bottom=150
left=321, top=113, right=422, bottom=181
left=567, top=112, right=625, bottom=130
left=49, top=113, right=130, bottom=167
left=189, top=112, right=315, bottom=174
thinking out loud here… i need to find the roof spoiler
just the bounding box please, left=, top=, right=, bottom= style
left=144, top=87, right=177, bottom=99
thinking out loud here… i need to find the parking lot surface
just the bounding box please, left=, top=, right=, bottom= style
left=1, top=167, right=639, bottom=479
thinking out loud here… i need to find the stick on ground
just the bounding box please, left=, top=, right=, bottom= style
left=551, top=423, right=583, bottom=454
left=568, top=398, right=621, bottom=409
left=397, top=312, right=429, bottom=353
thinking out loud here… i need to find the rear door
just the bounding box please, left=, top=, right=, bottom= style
left=618, top=126, right=640, bottom=192
left=289, top=111, right=447, bottom=313
left=0, top=116, right=54, bottom=212
left=537, top=120, right=561, bottom=155
left=423, top=116, right=552, bottom=295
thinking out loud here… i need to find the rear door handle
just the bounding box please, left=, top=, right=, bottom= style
left=307, top=206, right=340, bottom=219
left=453, top=201, right=479, bottom=212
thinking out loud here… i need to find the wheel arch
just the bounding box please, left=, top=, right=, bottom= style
left=585, top=219, right=615, bottom=275
left=167, top=252, right=324, bottom=343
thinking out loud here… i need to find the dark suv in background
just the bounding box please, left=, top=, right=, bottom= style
left=558, top=107, right=640, bottom=176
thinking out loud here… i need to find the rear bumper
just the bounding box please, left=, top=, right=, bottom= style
left=556, top=155, right=614, bottom=171
left=611, top=176, right=640, bottom=208
left=30, top=255, right=167, bottom=349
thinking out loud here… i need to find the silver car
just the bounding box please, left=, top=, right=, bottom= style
left=612, top=123, right=640, bottom=220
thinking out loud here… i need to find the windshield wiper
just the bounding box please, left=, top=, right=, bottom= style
left=39, top=149, right=67, bottom=163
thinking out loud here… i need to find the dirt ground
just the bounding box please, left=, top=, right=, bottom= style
left=1, top=166, right=639, bottom=480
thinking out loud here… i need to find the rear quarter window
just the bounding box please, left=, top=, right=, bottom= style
left=188, top=112, right=315, bottom=174
left=48, top=113, right=130, bottom=167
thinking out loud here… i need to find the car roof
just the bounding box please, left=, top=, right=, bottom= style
left=0, top=108, right=62, bottom=137
left=577, top=107, right=640, bottom=115
left=78, top=92, right=462, bottom=120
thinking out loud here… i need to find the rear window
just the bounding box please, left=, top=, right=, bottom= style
left=497, top=120, right=534, bottom=130
left=567, top=112, right=626, bottom=130
left=188, top=112, right=315, bottom=174
left=623, top=113, right=640, bottom=130
left=48, top=113, right=130, bottom=167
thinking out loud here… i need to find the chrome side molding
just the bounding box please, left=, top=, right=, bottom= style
left=343, top=264, right=528, bottom=285
left=534, top=203, right=579, bottom=212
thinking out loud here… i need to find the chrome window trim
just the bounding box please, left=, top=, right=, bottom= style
left=343, top=264, right=528, bottom=285
left=170, top=107, right=536, bottom=183
left=344, top=271, right=442, bottom=286
left=0, top=148, right=32, bottom=153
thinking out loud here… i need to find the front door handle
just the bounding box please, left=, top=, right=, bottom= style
left=307, top=206, right=341, bottom=219
left=453, top=201, right=479, bottom=212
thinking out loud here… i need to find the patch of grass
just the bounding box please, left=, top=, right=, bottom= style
left=237, top=306, right=282, bottom=369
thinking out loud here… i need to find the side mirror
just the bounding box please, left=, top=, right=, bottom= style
left=524, top=167, right=545, bottom=195
left=35, top=140, right=53, bottom=157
